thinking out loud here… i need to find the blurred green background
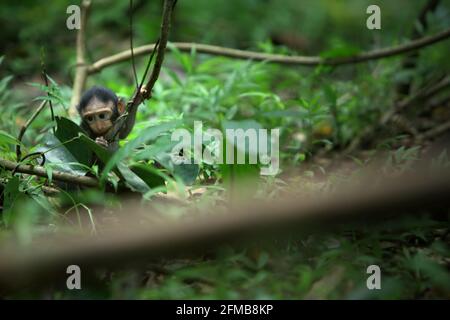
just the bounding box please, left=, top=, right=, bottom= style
left=2, top=0, right=449, bottom=80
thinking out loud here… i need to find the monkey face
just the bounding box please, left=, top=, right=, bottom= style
left=82, top=100, right=115, bottom=136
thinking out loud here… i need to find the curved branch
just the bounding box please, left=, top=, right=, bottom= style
left=0, top=158, right=99, bottom=188
left=88, top=27, right=450, bottom=74
left=140, top=0, right=173, bottom=100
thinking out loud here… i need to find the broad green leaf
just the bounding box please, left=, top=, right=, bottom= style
left=101, top=121, right=179, bottom=182
left=130, top=163, right=166, bottom=189
left=117, top=163, right=150, bottom=193
left=154, top=151, right=199, bottom=186
left=54, top=116, right=92, bottom=166
left=38, top=133, right=89, bottom=176
left=134, top=135, right=178, bottom=161
left=174, top=163, right=199, bottom=185
left=79, top=134, right=112, bottom=164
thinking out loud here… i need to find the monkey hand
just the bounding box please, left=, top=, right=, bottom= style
left=95, top=137, right=109, bottom=148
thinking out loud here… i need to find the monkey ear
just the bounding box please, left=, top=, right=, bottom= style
left=118, top=98, right=126, bottom=115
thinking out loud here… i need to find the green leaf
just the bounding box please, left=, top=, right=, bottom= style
left=0, top=130, right=20, bottom=146
left=134, top=135, right=178, bottom=161
left=154, top=151, right=199, bottom=186
left=117, top=163, right=150, bottom=193
left=37, top=133, right=89, bottom=176
left=38, top=117, right=115, bottom=176
left=168, top=43, right=193, bottom=74
left=320, top=44, right=361, bottom=59
left=2, top=177, right=24, bottom=226
left=44, top=164, right=53, bottom=184
left=78, top=134, right=112, bottom=164
left=38, top=133, right=89, bottom=176
left=54, top=116, right=92, bottom=166
left=174, top=163, right=199, bottom=185
left=0, top=75, right=13, bottom=93
left=130, top=163, right=166, bottom=189
left=220, top=162, right=259, bottom=186
left=101, top=121, right=179, bottom=183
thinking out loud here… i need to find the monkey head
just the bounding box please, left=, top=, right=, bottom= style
left=77, top=86, right=126, bottom=138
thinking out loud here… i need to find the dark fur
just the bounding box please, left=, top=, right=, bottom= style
left=77, top=86, right=120, bottom=138
left=77, top=86, right=119, bottom=120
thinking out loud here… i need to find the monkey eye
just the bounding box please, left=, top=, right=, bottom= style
left=87, top=116, right=94, bottom=122
left=97, top=112, right=111, bottom=121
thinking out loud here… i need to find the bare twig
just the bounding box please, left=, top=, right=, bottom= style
left=88, top=27, right=450, bottom=74
left=41, top=71, right=55, bottom=134
left=40, top=49, right=56, bottom=134
left=16, top=100, right=48, bottom=161
left=106, top=0, right=175, bottom=141
left=0, top=158, right=99, bottom=188
left=69, top=0, right=92, bottom=117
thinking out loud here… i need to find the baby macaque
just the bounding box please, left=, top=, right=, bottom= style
left=77, top=86, right=134, bottom=152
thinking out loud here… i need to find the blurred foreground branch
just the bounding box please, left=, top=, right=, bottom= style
left=0, top=167, right=449, bottom=292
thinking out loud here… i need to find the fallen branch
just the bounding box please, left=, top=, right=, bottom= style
left=69, top=0, right=92, bottom=117
left=0, top=158, right=99, bottom=188
left=88, top=27, right=450, bottom=74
